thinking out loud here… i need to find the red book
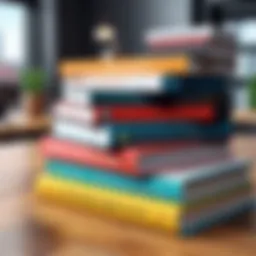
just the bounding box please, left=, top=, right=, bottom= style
left=41, top=137, right=229, bottom=176
left=53, top=102, right=215, bottom=124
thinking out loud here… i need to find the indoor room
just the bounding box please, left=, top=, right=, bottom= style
left=0, top=0, right=255, bottom=255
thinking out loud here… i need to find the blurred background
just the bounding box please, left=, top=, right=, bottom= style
left=1, top=0, right=256, bottom=122
left=0, top=0, right=255, bottom=255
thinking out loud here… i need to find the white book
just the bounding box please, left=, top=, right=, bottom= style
left=53, top=120, right=111, bottom=148
left=62, top=85, right=88, bottom=105
left=61, top=74, right=165, bottom=92
left=53, top=103, right=95, bottom=123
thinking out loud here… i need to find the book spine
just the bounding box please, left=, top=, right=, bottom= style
left=145, top=26, right=213, bottom=46
left=62, top=75, right=180, bottom=93
left=95, top=103, right=215, bottom=123
left=36, top=174, right=181, bottom=232
left=53, top=120, right=112, bottom=148
left=147, top=35, right=211, bottom=49
left=59, top=55, right=191, bottom=77
left=54, top=103, right=216, bottom=125
left=61, top=76, right=228, bottom=106
left=62, top=83, right=88, bottom=105
left=46, top=159, right=249, bottom=204
left=109, top=122, right=232, bottom=148
left=46, top=160, right=182, bottom=201
left=53, top=121, right=231, bottom=149
left=40, top=138, right=138, bottom=175
left=91, top=93, right=164, bottom=105
left=91, top=91, right=228, bottom=107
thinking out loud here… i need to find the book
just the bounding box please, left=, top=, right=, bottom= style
left=36, top=174, right=181, bottom=232
left=35, top=197, right=252, bottom=237
left=53, top=121, right=232, bottom=148
left=145, top=26, right=219, bottom=46
left=145, top=26, right=236, bottom=56
left=62, top=88, right=226, bottom=107
left=62, top=75, right=228, bottom=107
left=59, top=55, right=191, bottom=78
left=145, top=26, right=236, bottom=74
left=62, top=75, right=181, bottom=93
left=62, top=75, right=227, bottom=101
left=61, top=90, right=230, bottom=118
left=145, top=26, right=214, bottom=48
left=53, top=102, right=216, bottom=124
left=41, top=137, right=230, bottom=175
left=46, top=158, right=250, bottom=202
left=36, top=174, right=252, bottom=235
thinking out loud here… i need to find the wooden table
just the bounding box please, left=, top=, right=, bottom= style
left=0, top=136, right=255, bottom=256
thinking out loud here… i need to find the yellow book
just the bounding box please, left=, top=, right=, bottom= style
left=35, top=174, right=181, bottom=232
left=59, top=55, right=190, bottom=77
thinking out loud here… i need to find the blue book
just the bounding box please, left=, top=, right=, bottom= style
left=53, top=121, right=232, bottom=148
left=46, top=159, right=249, bottom=203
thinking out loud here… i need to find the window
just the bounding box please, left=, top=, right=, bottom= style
left=0, top=2, right=28, bottom=66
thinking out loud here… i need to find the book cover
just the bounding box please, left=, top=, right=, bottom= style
left=62, top=89, right=228, bottom=107
left=145, top=26, right=215, bottom=48
left=53, top=102, right=216, bottom=124
left=62, top=75, right=182, bottom=93
left=36, top=174, right=181, bottom=232
left=62, top=89, right=165, bottom=106
left=46, top=158, right=250, bottom=202
left=40, top=138, right=230, bottom=176
left=53, top=121, right=232, bottom=148
left=41, top=137, right=230, bottom=175
left=59, top=55, right=190, bottom=78
left=145, top=26, right=236, bottom=54
left=61, top=76, right=227, bottom=103
left=35, top=174, right=252, bottom=235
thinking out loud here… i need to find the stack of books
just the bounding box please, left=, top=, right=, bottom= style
left=35, top=55, right=252, bottom=236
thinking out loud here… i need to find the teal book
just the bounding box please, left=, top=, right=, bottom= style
left=46, top=158, right=249, bottom=203
left=53, top=121, right=232, bottom=148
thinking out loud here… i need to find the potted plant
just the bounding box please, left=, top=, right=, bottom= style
left=249, top=75, right=256, bottom=110
left=20, top=68, right=46, bottom=117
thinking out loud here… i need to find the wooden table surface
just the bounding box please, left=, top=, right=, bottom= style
left=0, top=135, right=255, bottom=256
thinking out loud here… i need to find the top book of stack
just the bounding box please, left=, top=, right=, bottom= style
left=145, top=25, right=236, bottom=75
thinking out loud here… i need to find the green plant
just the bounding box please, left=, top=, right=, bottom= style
left=20, top=68, right=45, bottom=94
left=249, top=75, right=256, bottom=110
